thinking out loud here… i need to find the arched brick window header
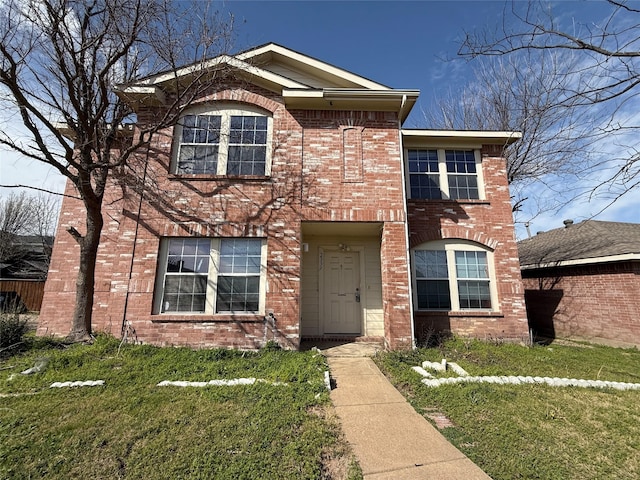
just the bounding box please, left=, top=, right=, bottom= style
left=191, top=89, right=282, bottom=115
left=409, top=227, right=498, bottom=251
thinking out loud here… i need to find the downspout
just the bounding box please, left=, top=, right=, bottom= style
left=121, top=142, right=151, bottom=339
left=398, top=95, right=416, bottom=349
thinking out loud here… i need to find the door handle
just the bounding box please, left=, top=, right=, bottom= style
left=355, top=288, right=360, bottom=303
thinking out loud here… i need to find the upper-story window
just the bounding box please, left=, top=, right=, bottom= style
left=407, top=149, right=483, bottom=200
left=173, top=104, right=272, bottom=176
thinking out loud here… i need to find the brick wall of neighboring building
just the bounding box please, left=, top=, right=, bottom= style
left=522, top=261, right=640, bottom=347
left=407, top=145, right=529, bottom=344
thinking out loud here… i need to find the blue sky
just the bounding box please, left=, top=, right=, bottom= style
left=224, top=0, right=514, bottom=124
left=1, top=0, right=637, bottom=236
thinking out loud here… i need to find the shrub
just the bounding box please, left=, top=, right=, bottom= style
left=0, top=311, right=29, bottom=357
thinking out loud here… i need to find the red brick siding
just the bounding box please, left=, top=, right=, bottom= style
left=522, top=261, right=640, bottom=347
left=39, top=85, right=412, bottom=349
left=39, top=82, right=526, bottom=349
left=408, top=146, right=529, bottom=343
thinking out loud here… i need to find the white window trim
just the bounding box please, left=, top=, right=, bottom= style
left=405, top=148, right=485, bottom=200
left=171, top=103, right=273, bottom=176
left=153, top=237, right=267, bottom=315
left=411, top=239, right=498, bottom=311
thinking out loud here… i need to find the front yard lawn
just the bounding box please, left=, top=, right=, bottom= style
left=375, top=338, right=640, bottom=480
left=0, top=335, right=360, bottom=479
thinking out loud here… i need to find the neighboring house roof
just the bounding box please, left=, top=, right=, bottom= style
left=518, top=220, right=640, bottom=269
left=0, top=235, right=53, bottom=281
left=115, top=42, right=419, bottom=122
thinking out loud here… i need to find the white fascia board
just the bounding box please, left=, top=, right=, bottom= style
left=402, top=129, right=522, bottom=145
left=282, top=89, right=419, bottom=121
left=281, top=89, right=324, bottom=99
left=322, top=88, right=419, bottom=100
left=53, top=122, right=134, bottom=141
left=114, top=85, right=166, bottom=104
left=521, top=253, right=640, bottom=270
left=281, top=88, right=419, bottom=103
left=238, top=44, right=390, bottom=90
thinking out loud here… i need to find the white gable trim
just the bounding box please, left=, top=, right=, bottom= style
left=119, top=55, right=309, bottom=94
left=237, top=43, right=390, bottom=91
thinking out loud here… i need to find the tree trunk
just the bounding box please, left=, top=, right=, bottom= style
left=66, top=203, right=103, bottom=342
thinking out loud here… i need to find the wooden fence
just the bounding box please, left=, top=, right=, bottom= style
left=0, top=280, right=46, bottom=312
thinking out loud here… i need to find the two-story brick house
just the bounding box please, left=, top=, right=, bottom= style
left=38, top=43, right=529, bottom=349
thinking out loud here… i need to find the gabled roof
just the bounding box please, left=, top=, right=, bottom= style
left=236, top=43, right=391, bottom=90
left=115, top=43, right=419, bottom=122
left=518, top=220, right=640, bottom=269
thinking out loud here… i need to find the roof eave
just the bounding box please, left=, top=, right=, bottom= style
left=521, top=253, right=640, bottom=270
left=402, top=129, right=522, bottom=146
left=115, top=55, right=310, bottom=107
left=283, top=89, right=419, bottom=121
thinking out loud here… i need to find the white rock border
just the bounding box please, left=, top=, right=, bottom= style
left=156, top=378, right=289, bottom=387
left=421, top=359, right=469, bottom=376
left=420, top=375, right=640, bottom=391
left=413, top=359, right=640, bottom=391
left=50, top=380, right=105, bottom=388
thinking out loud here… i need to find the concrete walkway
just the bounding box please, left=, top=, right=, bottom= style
left=322, top=344, right=491, bottom=479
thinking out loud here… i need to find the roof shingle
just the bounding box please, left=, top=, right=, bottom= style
left=518, top=220, right=640, bottom=267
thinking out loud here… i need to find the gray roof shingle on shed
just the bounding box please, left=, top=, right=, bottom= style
left=518, top=220, right=640, bottom=268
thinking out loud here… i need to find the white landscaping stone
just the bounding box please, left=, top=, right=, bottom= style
left=448, top=362, right=469, bottom=377
left=422, top=360, right=446, bottom=372
left=412, top=366, right=434, bottom=378
left=50, top=380, right=105, bottom=388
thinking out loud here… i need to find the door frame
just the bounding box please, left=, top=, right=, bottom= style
left=318, top=245, right=366, bottom=336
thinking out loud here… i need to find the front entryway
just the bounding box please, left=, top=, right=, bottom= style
left=299, top=222, right=384, bottom=339
left=323, top=250, right=361, bottom=334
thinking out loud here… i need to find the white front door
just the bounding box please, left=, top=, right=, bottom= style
left=323, top=251, right=361, bottom=335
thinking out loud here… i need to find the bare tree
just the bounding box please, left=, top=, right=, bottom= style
left=458, top=0, right=640, bottom=204
left=424, top=51, right=601, bottom=217
left=0, top=192, right=34, bottom=237
left=0, top=0, right=234, bottom=341
left=0, top=191, right=59, bottom=272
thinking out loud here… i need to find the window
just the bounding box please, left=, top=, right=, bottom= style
left=173, top=105, right=272, bottom=176
left=155, top=237, right=266, bottom=314
left=414, top=250, right=450, bottom=309
left=216, top=239, right=262, bottom=312
left=408, top=149, right=441, bottom=199
left=177, top=115, right=221, bottom=174
left=455, top=251, right=491, bottom=308
left=407, top=149, right=482, bottom=200
left=412, top=241, right=495, bottom=311
left=227, top=116, right=268, bottom=175
left=162, top=238, right=210, bottom=312
left=446, top=150, right=478, bottom=200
